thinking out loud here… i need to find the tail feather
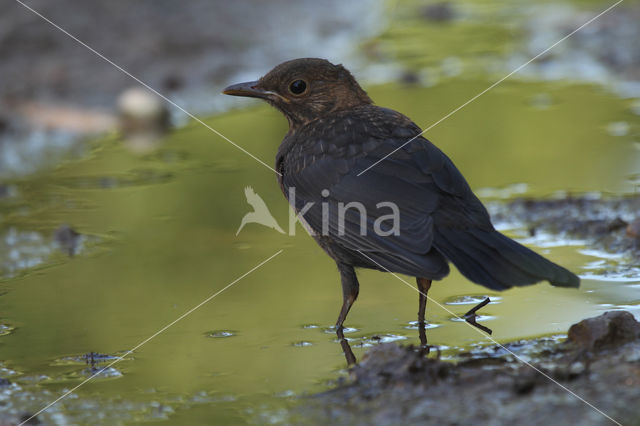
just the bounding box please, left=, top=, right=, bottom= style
left=434, top=228, right=580, bottom=291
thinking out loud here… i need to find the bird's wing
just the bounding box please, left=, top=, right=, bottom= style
left=280, top=107, right=489, bottom=276
left=281, top=106, right=579, bottom=290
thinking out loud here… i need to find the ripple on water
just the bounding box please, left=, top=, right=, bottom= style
left=405, top=321, right=441, bottom=330
left=205, top=330, right=237, bottom=338
left=580, top=269, right=640, bottom=283
left=48, top=353, right=124, bottom=382
left=444, top=295, right=502, bottom=305
left=292, top=341, right=313, bottom=347
left=351, top=334, right=408, bottom=348
left=301, top=324, right=320, bottom=329
left=323, top=326, right=359, bottom=334
left=450, top=314, right=495, bottom=323
left=54, top=352, right=120, bottom=366
left=0, top=324, right=15, bottom=336
left=80, top=367, right=123, bottom=379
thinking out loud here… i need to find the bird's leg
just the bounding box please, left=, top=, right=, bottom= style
left=463, top=297, right=492, bottom=335
left=416, top=278, right=432, bottom=347
left=335, top=263, right=359, bottom=366
left=335, top=263, right=359, bottom=331
left=336, top=325, right=357, bottom=366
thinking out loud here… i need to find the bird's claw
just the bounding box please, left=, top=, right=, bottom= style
left=463, top=297, right=492, bottom=335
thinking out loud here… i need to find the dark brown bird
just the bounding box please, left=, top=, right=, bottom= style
left=224, top=58, right=579, bottom=340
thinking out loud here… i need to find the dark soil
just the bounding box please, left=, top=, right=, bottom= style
left=299, top=311, right=640, bottom=425
left=490, top=194, right=640, bottom=262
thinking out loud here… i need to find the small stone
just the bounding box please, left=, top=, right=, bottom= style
left=0, top=115, right=8, bottom=133
left=626, top=218, right=640, bottom=238
left=606, top=217, right=628, bottom=232
left=163, top=74, right=184, bottom=91
left=0, top=184, right=9, bottom=199
left=399, top=70, right=421, bottom=85
left=567, top=311, right=640, bottom=350
left=421, top=2, right=456, bottom=22
left=117, top=87, right=169, bottom=153
left=53, top=225, right=81, bottom=256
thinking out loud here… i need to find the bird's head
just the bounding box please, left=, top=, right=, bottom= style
left=223, top=58, right=372, bottom=128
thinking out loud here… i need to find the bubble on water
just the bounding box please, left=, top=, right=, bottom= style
left=323, top=326, right=358, bottom=334
left=476, top=183, right=528, bottom=200
left=0, top=324, right=15, bottom=337
left=301, top=324, right=320, bottom=329
left=82, top=367, right=122, bottom=379
left=363, top=334, right=408, bottom=344
left=451, top=314, right=495, bottom=323
left=580, top=271, right=640, bottom=283
left=444, top=295, right=502, bottom=305
left=205, top=330, right=236, bottom=338
left=233, top=242, right=252, bottom=250
left=517, top=231, right=585, bottom=248
left=528, top=93, right=553, bottom=109
left=405, top=321, right=441, bottom=330
left=292, top=341, right=313, bottom=347
left=441, top=56, right=463, bottom=77
left=606, top=121, right=629, bottom=137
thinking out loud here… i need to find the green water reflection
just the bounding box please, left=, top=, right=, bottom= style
left=0, top=77, right=638, bottom=423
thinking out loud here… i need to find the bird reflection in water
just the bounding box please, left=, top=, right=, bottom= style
left=335, top=297, right=492, bottom=366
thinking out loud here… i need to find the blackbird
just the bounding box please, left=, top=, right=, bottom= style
left=224, top=58, right=579, bottom=339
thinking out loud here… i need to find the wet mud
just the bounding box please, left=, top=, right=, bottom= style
left=300, top=311, right=640, bottom=425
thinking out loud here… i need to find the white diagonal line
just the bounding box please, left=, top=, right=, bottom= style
left=356, top=250, right=621, bottom=426
left=19, top=249, right=284, bottom=426
left=357, top=0, right=624, bottom=176
left=14, top=0, right=280, bottom=176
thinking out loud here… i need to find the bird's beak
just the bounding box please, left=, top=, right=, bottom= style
left=222, top=81, right=269, bottom=99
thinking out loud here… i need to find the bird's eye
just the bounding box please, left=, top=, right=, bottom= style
left=288, top=79, right=307, bottom=95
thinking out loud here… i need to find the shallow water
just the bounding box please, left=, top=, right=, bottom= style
left=0, top=76, right=638, bottom=423
left=1, top=0, right=640, bottom=424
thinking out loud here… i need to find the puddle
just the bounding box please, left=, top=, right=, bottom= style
left=0, top=0, right=638, bottom=423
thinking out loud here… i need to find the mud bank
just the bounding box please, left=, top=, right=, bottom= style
left=299, top=311, right=640, bottom=425
left=489, top=194, right=640, bottom=276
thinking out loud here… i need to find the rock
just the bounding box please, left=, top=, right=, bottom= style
left=567, top=311, right=640, bottom=350
left=53, top=225, right=81, bottom=256
left=487, top=195, right=640, bottom=272
left=627, top=218, right=640, bottom=238
left=0, top=115, right=8, bottom=133
left=354, top=344, right=449, bottom=386
left=421, top=2, right=456, bottom=22
left=300, top=311, right=640, bottom=425
left=117, top=88, right=170, bottom=153
left=18, top=414, right=40, bottom=425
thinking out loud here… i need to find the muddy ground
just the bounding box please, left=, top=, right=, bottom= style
left=296, top=195, right=640, bottom=425
left=299, top=310, right=640, bottom=425
left=490, top=194, right=640, bottom=275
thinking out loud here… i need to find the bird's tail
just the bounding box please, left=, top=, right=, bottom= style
left=434, top=228, right=579, bottom=291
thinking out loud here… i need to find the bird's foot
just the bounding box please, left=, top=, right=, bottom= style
left=463, top=297, right=492, bottom=335
left=416, top=321, right=442, bottom=358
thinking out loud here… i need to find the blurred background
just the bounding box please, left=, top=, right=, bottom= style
left=0, top=0, right=639, bottom=424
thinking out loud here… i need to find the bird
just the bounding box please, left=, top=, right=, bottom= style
left=236, top=186, right=285, bottom=235
left=224, top=58, right=580, bottom=342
